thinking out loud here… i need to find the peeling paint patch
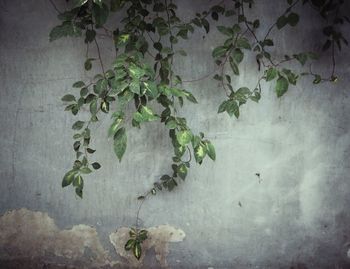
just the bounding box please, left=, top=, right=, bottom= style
left=0, top=208, right=113, bottom=267
left=109, top=225, right=185, bottom=268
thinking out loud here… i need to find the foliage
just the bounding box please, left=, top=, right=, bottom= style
left=50, top=0, right=348, bottom=260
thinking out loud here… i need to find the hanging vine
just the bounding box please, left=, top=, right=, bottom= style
left=49, top=0, right=348, bottom=260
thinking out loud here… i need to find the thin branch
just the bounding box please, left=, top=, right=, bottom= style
left=49, top=0, right=62, bottom=14
left=135, top=191, right=151, bottom=229
left=94, top=37, right=105, bottom=75
left=263, top=22, right=276, bottom=41
left=185, top=146, right=192, bottom=163
left=182, top=68, right=219, bottom=83
left=85, top=43, right=89, bottom=58
left=331, top=39, right=336, bottom=77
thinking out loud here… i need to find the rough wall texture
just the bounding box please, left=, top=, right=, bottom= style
left=1, top=0, right=350, bottom=268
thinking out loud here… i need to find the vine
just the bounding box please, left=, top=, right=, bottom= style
left=50, top=0, right=348, bottom=261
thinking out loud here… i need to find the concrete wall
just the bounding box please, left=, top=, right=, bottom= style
left=1, top=0, right=350, bottom=268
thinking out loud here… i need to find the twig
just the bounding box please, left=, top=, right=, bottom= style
left=331, top=39, right=336, bottom=77
left=94, top=37, right=105, bottom=75
left=135, top=191, right=151, bottom=229
left=182, top=68, right=219, bottom=83
left=49, top=0, right=62, bottom=14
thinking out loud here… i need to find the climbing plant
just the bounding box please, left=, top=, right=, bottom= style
left=50, top=0, right=348, bottom=260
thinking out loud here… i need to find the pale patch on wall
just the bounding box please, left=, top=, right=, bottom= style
left=109, top=225, right=186, bottom=268
left=0, top=208, right=113, bottom=267
left=0, top=208, right=185, bottom=268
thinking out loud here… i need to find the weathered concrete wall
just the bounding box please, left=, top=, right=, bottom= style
left=1, top=0, right=350, bottom=268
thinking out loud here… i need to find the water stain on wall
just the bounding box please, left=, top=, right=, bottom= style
left=0, top=208, right=113, bottom=267
left=0, top=208, right=185, bottom=268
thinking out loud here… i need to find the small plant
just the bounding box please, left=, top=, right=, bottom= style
left=125, top=228, right=148, bottom=260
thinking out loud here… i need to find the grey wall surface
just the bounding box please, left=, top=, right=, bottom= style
left=1, top=0, right=350, bottom=268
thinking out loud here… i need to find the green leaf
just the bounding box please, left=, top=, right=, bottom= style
left=141, top=106, right=157, bottom=121
left=232, top=48, right=244, bottom=63
left=165, top=119, right=177, bottom=129
left=75, top=187, right=83, bottom=198
left=229, top=57, right=239, bottom=75
left=91, top=162, right=101, bottom=170
left=84, top=58, right=94, bottom=70
left=206, top=142, right=216, bottom=161
left=111, top=0, right=125, bottom=11
left=125, top=239, right=135, bottom=251
left=134, top=106, right=159, bottom=123
left=90, top=99, right=98, bottom=115
left=73, top=0, right=88, bottom=7
left=276, top=15, right=288, bottom=29
left=287, top=12, right=299, bottom=26
left=113, top=127, right=127, bottom=162
left=176, top=130, right=192, bottom=146
left=85, top=29, right=96, bottom=43
left=73, top=141, right=81, bottom=151
left=62, top=170, right=77, bottom=187
left=212, top=46, right=227, bottom=58
left=72, top=121, right=85, bottom=130
left=178, top=50, right=187, bottom=56
left=250, top=91, right=261, bottom=103
left=153, top=42, right=162, bottom=51
left=275, top=76, right=289, bottom=97
left=201, top=18, right=210, bottom=33
left=93, top=0, right=103, bottom=7
left=266, top=67, right=277, bottom=81
left=49, top=21, right=82, bottom=42
left=307, top=52, right=319, bottom=60
left=177, top=163, right=187, bottom=180
left=185, top=92, right=198, bottom=103
left=129, top=81, right=140, bottom=94
left=95, top=79, right=108, bottom=94
left=253, top=19, right=260, bottom=28
left=80, top=167, right=92, bottom=174
left=110, top=80, right=129, bottom=95
left=61, top=94, right=76, bottom=102
left=192, top=135, right=201, bottom=149
left=100, top=101, right=109, bottom=113
left=236, top=38, right=251, bottom=50
left=295, top=53, right=308, bottom=65
left=226, top=100, right=239, bottom=118
left=235, top=87, right=250, bottom=98
left=133, top=242, right=142, bottom=260
left=313, top=74, right=321, bottom=84
left=80, top=87, right=88, bottom=96
left=225, top=10, right=235, bottom=17
left=92, top=3, right=109, bottom=28
left=217, top=26, right=233, bottom=36
left=218, top=100, right=228, bottom=113
left=73, top=133, right=81, bottom=139
left=194, top=143, right=206, bottom=163
left=73, top=174, right=83, bottom=188
left=263, top=39, right=274, bottom=46
left=108, top=117, right=123, bottom=137
left=213, top=74, right=222, bottom=81
left=73, top=81, right=85, bottom=88
left=232, top=24, right=241, bottom=34
left=138, top=229, right=148, bottom=241
left=86, top=148, right=96, bottom=154
left=283, top=69, right=298, bottom=85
